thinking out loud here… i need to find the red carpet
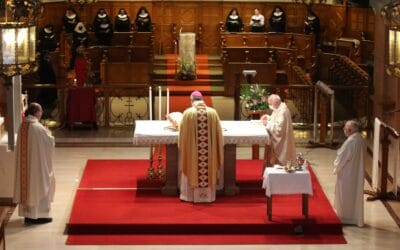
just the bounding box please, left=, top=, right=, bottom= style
left=66, top=159, right=346, bottom=245
left=166, top=54, right=213, bottom=113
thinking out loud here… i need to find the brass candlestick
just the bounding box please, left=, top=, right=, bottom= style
left=147, top=145, right=156, bottom=181
left=155, top=144, right=165, bottom=181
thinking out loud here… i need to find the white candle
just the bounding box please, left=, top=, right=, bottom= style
left=166, top=88, right=170, bottom=115
left=149, top=86, right=152, bottom=120
left=158, top=86, right=162, bottom=120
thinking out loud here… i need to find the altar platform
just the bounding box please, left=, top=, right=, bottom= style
left=66, top=159, right=346, bottom=245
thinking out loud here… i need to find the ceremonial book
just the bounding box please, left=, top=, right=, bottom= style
left=166, top=112, right=183, bottom=130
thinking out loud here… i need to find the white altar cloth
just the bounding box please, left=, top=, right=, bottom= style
left=133, top=120, right=270, bottom=145
left=262, top=165, right=313, bottom=197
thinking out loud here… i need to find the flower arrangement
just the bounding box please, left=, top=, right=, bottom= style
left=240, top=84, right=269, bottom=111
left=177, top=59, right=196, bottom=80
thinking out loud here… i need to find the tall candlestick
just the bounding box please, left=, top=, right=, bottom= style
left=166, top=88, right=170, bottom=115
left=158, top=86, right=162, bottom=120
left=149, top=86, right=152, bottom=120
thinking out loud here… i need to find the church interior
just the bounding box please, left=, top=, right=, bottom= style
left=1, top=0, right=400, bottom=249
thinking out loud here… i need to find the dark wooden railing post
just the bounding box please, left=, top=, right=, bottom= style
left=234, top=73, right=241, bottom=120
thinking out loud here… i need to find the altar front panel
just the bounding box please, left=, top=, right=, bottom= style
left=133, top=120, right=270, bottom=145
left=134, top=120, right=270, bottom=195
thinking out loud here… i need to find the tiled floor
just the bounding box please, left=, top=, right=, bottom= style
left=4, top=143, right=400, bottom=249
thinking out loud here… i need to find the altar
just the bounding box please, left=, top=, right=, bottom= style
left=133, top=120, right=271, bottom=195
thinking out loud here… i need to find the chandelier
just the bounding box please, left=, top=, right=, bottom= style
left=381, top=1, right=400, bottom=77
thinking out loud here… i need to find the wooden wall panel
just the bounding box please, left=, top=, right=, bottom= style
left=37, top=1, right=374, bottom=54
left=345, top=6, right=375, bottom=40
left=314, top=4, right=346, bottom=44
left=200, top=2, right=221, bottom=54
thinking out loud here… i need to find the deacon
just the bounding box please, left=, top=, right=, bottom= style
left=14, top=103, right=55, bottom=224
left=178, top=91, right=224, bottom=203
left=260, top=94, right=296, bottom=166
left=333, top=120, right=365, bottom=227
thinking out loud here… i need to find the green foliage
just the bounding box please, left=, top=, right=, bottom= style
left=240, top=84, right=269, bottom=111
left=177, top=59, right=196, bottom=80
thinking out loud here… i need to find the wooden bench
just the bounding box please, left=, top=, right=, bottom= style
left=222, top=47, right=296, bottom=84
left=221, top=32, right=315, bottom=67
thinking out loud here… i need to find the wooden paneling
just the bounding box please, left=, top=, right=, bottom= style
left=346, top=6, right=375, bottom=40
left=224, top=62, right=277, bottom=96
left=36, top=1, right=375, bottom=54
left=101, top=62, right=150, bottom=85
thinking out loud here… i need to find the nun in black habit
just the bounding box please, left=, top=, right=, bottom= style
left=115, top=8, right=131, bottom=32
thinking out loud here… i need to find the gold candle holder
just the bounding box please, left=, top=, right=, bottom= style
left=147, top=145, right=156, bottom=181
left=155, top=144, right=165, bottom=181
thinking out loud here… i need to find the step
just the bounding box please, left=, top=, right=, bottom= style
left=154, top=54, right=221, bottom=60
left=153, top=54, right=222, bottom=65
left=153, top=63, right=223, bottom=71
left=152, top=78, right=224, bottom=86
left=152, top=70, right=223, bottom=80
left=166, top=86, right=225, bottom=96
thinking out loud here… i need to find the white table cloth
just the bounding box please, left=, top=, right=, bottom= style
left=262, top=165, right=313, bottom=197
left=133, top=120, right=270, bottom=145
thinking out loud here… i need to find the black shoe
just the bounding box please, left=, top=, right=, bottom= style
left=24, top=217, right=53, bottom=224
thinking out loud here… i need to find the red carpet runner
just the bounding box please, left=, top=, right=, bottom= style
left=66, top=160, right=346, bottom=245
left=166, top=54, right=213, bottom=113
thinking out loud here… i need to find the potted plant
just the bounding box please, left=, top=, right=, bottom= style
left=176, top=59, right=196, bottom=80
left=240, top=83, right=269, bottom=117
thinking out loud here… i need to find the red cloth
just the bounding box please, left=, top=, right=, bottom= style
left=74, top=57, right=88, bottom=87
left=67, top=87, right=96, bottom=124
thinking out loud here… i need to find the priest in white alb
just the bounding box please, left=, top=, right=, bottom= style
left=333, top=120, right=365, bottom=227
left=14, top=103, right=55, bottom=224
left=260, top=94, right=296, bottom=166
left=178, top=91, right=224, bottom=203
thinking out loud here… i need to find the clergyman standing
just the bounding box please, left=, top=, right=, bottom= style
left=14, top=103, right=55, bottom=224
left=333, top=120, right=365, bottom=227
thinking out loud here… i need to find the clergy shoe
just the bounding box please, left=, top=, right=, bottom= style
left=24, top=217, right=53, bottom=224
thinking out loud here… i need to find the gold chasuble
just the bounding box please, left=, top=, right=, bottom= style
left=178, top=101, right=224, bottom=203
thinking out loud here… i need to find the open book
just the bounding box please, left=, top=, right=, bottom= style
left=166, top=112, right=183, bottom=130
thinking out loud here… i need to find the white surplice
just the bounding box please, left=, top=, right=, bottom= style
left=14, top=115, right=55, bottom=219
left=265, top=102, right=296, bottom=165
left=333, top=132, right=365, bottom=227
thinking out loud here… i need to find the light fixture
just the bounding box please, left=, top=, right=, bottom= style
left=0, top=22, right=36, bottom=77
left=1, top=0, right=41, bottom=150
left=66, top=0, right=98, bottom=9
left=0, top=0, right=41, bottom=77
left=381, top=1, right=400, bottom=77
